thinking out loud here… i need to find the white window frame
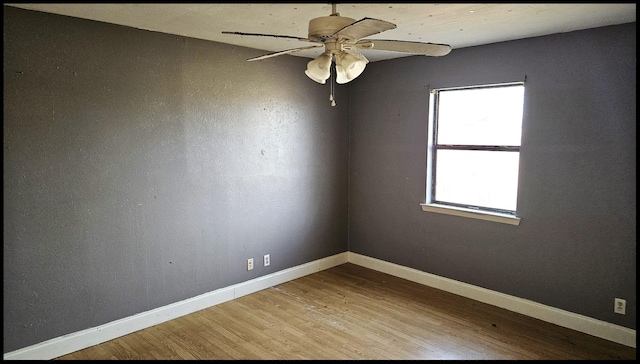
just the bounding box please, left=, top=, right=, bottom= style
left=420, top=82, right=524, bottom=226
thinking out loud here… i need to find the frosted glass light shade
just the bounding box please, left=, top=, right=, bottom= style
left=335, top=51, right=368, bottom=84
left=305, top=53, right=332, bottom=84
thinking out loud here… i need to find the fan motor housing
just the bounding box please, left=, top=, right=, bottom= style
left=308, top=16, right=356, bottom=41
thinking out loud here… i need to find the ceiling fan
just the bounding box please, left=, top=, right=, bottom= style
left=222, top=3, right=451, bottom=105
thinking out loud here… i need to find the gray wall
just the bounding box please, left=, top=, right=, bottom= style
left=3, top=6, right=348, bottom=353
left=349, top=22, right=636, bottom=330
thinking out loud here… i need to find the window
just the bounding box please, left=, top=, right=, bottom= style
left=421, top=82, right=525, bottom=225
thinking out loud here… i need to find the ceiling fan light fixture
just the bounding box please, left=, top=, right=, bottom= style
left=224, top=3, right=452, bottom=91
left=335, top=51, right=368, bottom=84
left=304, top=52, right=333, bottom=84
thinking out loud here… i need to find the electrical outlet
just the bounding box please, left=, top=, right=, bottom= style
left=264, top=254, right=270, bottom=267
left=614, top=298, right=626, bottom=315
left=247, top=258, right=254, bottom=271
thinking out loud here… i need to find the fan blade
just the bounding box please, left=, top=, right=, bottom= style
left=222, top=31, right=314, bottom=43
left=355, top=39, right=452, bottom=56
left=247, top=45, right=324, bottom=62
left=341, top=47, right=369, bottom=64
left=332, top=18, right=396, bottom=41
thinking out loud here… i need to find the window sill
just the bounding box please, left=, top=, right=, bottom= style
left=420, top=203, right=521, bottom=226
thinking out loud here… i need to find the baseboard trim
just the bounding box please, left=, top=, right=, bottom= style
left=347, top=252, right=636, bottom=349
left=2, top=252, right=349, bottom=360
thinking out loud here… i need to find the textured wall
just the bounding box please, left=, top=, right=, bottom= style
left=349, top=22, right=636, bottom=329
left=3, top=6, right=348, bottom=352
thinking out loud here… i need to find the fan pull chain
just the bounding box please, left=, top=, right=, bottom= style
left=330, top=61, right=336, bottom=107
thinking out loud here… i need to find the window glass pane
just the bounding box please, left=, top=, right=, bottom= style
left=435, top=150, right=519, bottom=211
left=437, top=85, right=524, bottom=146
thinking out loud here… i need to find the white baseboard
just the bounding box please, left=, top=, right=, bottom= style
left=347, top=252, right=636, bottom=349
left=2, top=252, right=349, bottom=360
left=4, top=251, right=635, bottom=360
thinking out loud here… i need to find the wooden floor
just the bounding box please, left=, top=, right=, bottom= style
left=56, top=263, right=635, bottom=360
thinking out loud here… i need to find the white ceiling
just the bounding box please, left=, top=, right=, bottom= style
left=5, top=3, right=636, bottom=62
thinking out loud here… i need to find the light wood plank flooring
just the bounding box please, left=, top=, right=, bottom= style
left=56, top=263, right=636, bottom=360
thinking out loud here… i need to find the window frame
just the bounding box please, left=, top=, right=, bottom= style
left=421, top=82, right=524, bottom=226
